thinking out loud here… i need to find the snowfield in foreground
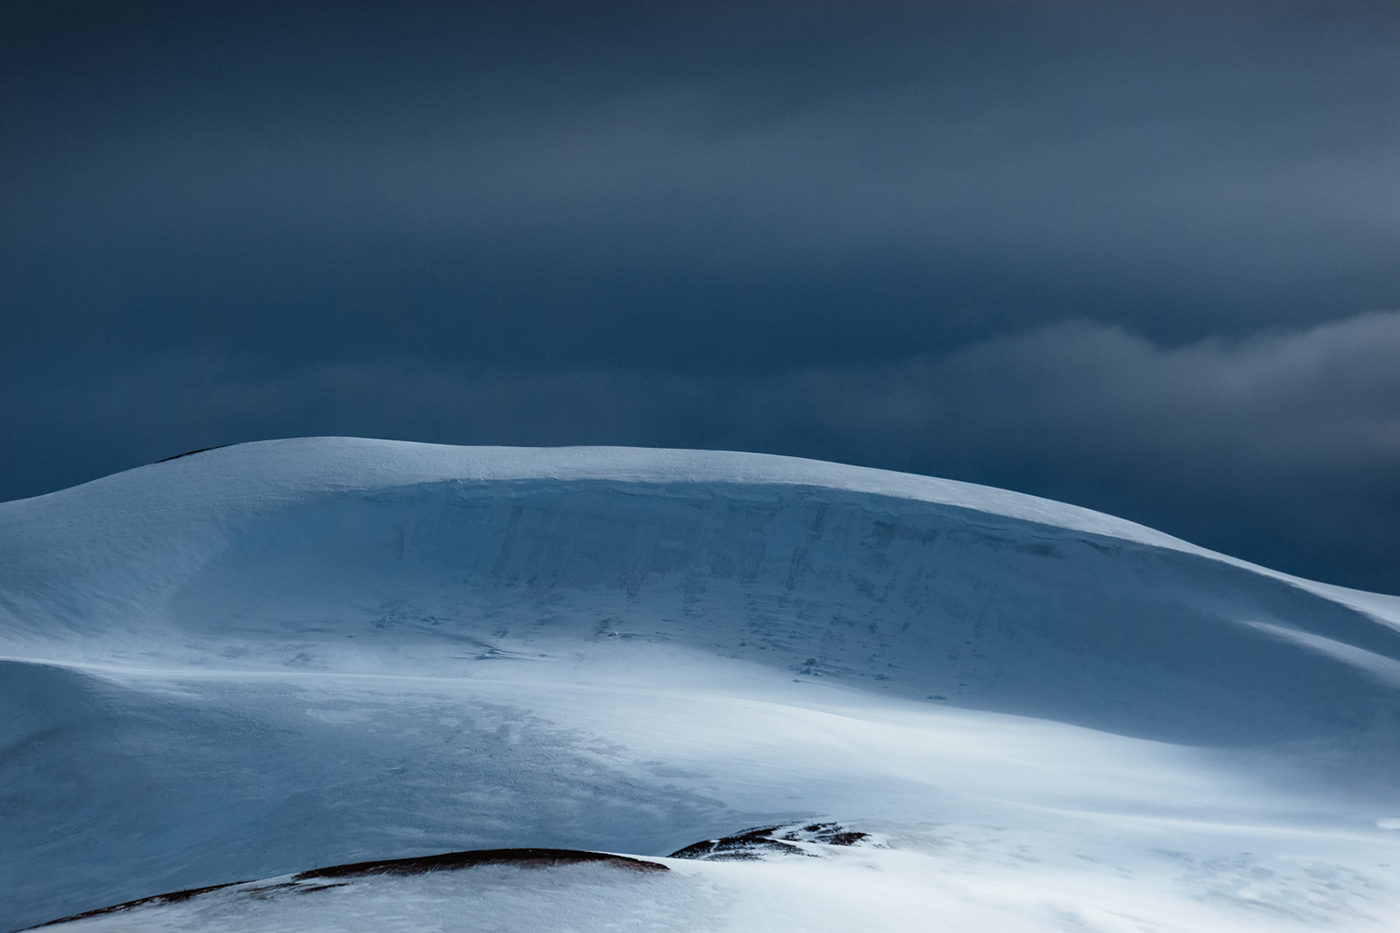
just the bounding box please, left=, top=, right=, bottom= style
left=3, top=437, right=1400, bottom=931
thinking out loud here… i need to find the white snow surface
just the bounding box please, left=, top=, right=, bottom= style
left=4, top=437, right=1400, bottom=931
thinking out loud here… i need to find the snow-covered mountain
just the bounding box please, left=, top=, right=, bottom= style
left=3, top=438, right=1400, bottom=931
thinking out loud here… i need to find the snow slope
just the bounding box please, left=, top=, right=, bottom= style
left=3, top=438, right=1400, bottom=931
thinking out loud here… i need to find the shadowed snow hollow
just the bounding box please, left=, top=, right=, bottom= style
left=3, top=438, right=1399, bottom=931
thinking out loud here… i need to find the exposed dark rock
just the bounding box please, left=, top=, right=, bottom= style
left=296, top=847, right=668, bottom=880
left=670, top=822, right=869, bottom=860
left=31, top=847, right=666, bottom=928
left=156, top=445, right=229, bottom=463
left=33, top=882, right=248, bottom=928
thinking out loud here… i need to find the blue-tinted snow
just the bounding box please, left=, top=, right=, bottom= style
left=3, top=439, right=1399, bottom=931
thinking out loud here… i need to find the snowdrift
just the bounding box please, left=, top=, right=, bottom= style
left=3, top=438, right=1400, bottom=931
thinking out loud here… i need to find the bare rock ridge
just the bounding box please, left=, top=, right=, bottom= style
left=32, top=824, right=875, bottom=929
left=293, top=847, right=668, bottom=879
left=31, top=848, right=669, bottom=930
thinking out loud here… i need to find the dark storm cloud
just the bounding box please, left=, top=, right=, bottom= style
left=6, top=0, right=1400, bottom=362
left=2, top=0, right=1399, bottom=590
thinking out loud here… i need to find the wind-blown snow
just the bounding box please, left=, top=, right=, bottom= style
left=2, top=438, right=1399, bottom=931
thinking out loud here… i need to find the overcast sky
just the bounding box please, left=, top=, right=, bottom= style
left=3, top=0, right=1398, bottom=592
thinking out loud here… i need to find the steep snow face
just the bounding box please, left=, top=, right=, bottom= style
left=3, top=438, right=1400, bottom=932
left=5, top=438, right=1398, bottom=742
